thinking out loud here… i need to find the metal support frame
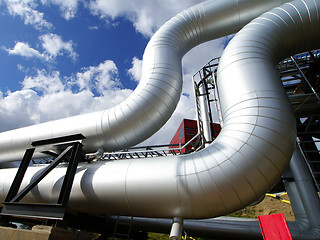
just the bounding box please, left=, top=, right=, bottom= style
left=4, top=148, right=35, bottom=203
left=169, top=217, right=183, bottom=240
left=0, top=138, right=83, bottom=220
left=192, top=57, right=223, bottom=147
left=290, top=56, right=320, bottom=101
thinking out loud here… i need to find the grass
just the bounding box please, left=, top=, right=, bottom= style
left=227, top=206, right=257, bottom=218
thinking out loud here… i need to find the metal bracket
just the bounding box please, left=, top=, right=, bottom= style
left=0, top=136, right=84, bottom=220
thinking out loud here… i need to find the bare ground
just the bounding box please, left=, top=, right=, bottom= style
left=228, top=193, right=295, bottom=221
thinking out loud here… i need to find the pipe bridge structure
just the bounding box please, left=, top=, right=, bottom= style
left=0, top=0, right=319, bottom=239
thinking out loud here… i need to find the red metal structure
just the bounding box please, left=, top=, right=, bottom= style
left=170, top=119, right=221, bottom=153
left=258, top=213, right=293, bottom=240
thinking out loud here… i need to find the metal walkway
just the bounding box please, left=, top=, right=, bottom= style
left=93, top=132, right=203, bottom=161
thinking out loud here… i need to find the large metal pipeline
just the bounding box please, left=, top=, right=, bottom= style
left=121, top=145, right=320, bottom=240
left=0, top=0, right=319, bottom=221
left=0, top=0, right=289, bottom=162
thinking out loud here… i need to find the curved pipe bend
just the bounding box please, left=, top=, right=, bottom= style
left=0, top=0, right=319, bottom=219
left=0, top=0, right=289, bottom=162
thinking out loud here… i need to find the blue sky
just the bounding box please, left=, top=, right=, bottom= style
left=0, top=0, right=227, bottom=145
left=0, top=1, right=148, bottom=92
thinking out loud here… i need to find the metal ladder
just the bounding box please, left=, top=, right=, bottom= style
left=297, top=115, right=320, bottom=191
left=279, top=51, right=320, bottom=192
left=111, top=216, right=133, bottom=240
left=192, top=57, right=223, bottom=146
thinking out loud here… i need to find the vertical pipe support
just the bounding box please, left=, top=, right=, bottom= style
left=282, top=168, right=308, bottom=221
left=198, top=82, right=212, bottom=144
left=289, top=144, right=320, bottom=227
left=58, top=142, right=83, bottom=206
left=169, top=217, right=183, bottom=240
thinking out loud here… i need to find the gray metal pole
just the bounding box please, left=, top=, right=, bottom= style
left=282, top=167, right=308, bottom=222
left=198, top=83, right=213, bottom=144
left=289, top=144, right=320, bottom=227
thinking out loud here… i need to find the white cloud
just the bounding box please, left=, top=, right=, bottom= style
left=88, top=26, right=99, bottom=30
left=17, top=64, right=25, bottom=71
left=2, top=0, right=79, bottom=29
left=2, top=34, right=77, bottom=62
left=0, top=89, right=41, bottom=130
left=75, top=60, right=120, bottom=94
left=41, top=0, right=78, bottom=20
left=37, top=90, right=94, bottom=121
left=2, top=41, right=46, bottom=59
left=127, top=57, right=142, bottom=82
left=38, top=88, right=133, bottom=122
left=22, top=70, right=65, bottom=94
left=0, top=88, right=92, bottom=130
left=89, top=0, right=203, bottom=37
left=0, top=59, right=133, bottom=132
left=40, top=33, right=77, bottom=61
left=4, top=0, right=52, bottom=30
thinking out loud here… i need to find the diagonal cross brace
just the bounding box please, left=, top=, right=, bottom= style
left=5, top=141, right=82, bottom=207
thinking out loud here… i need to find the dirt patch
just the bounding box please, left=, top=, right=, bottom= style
left=228, top=193, right=295, bottom=221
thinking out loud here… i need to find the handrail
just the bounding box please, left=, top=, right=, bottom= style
left=296, top=138, right=320, bottom=193
left=85, top=132, right=203, bottom=160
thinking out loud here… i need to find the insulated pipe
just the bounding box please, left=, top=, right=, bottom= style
left=0, top=0, right=319, bottom=220
left=198, top=82, right=213, bottom=143
left=282, top=168, right=308, bottom=222
left=0, top=0, right=289, bottom=163
left=289, top=144, right=320, bottom=228
left=169, top=218, right=183, bottom=240
left=116, top=215, right=320, bottom=240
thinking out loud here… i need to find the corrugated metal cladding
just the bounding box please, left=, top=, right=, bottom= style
left=0, top=0, right=318, bottom=220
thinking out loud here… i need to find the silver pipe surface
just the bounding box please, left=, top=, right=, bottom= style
left=199, top=83, right=213, bottom=143
left=0, top=0, right=319, bottom=221
left=0, top=0, right=289, bottom=163
left=169, top=217, right=183, bottom=240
